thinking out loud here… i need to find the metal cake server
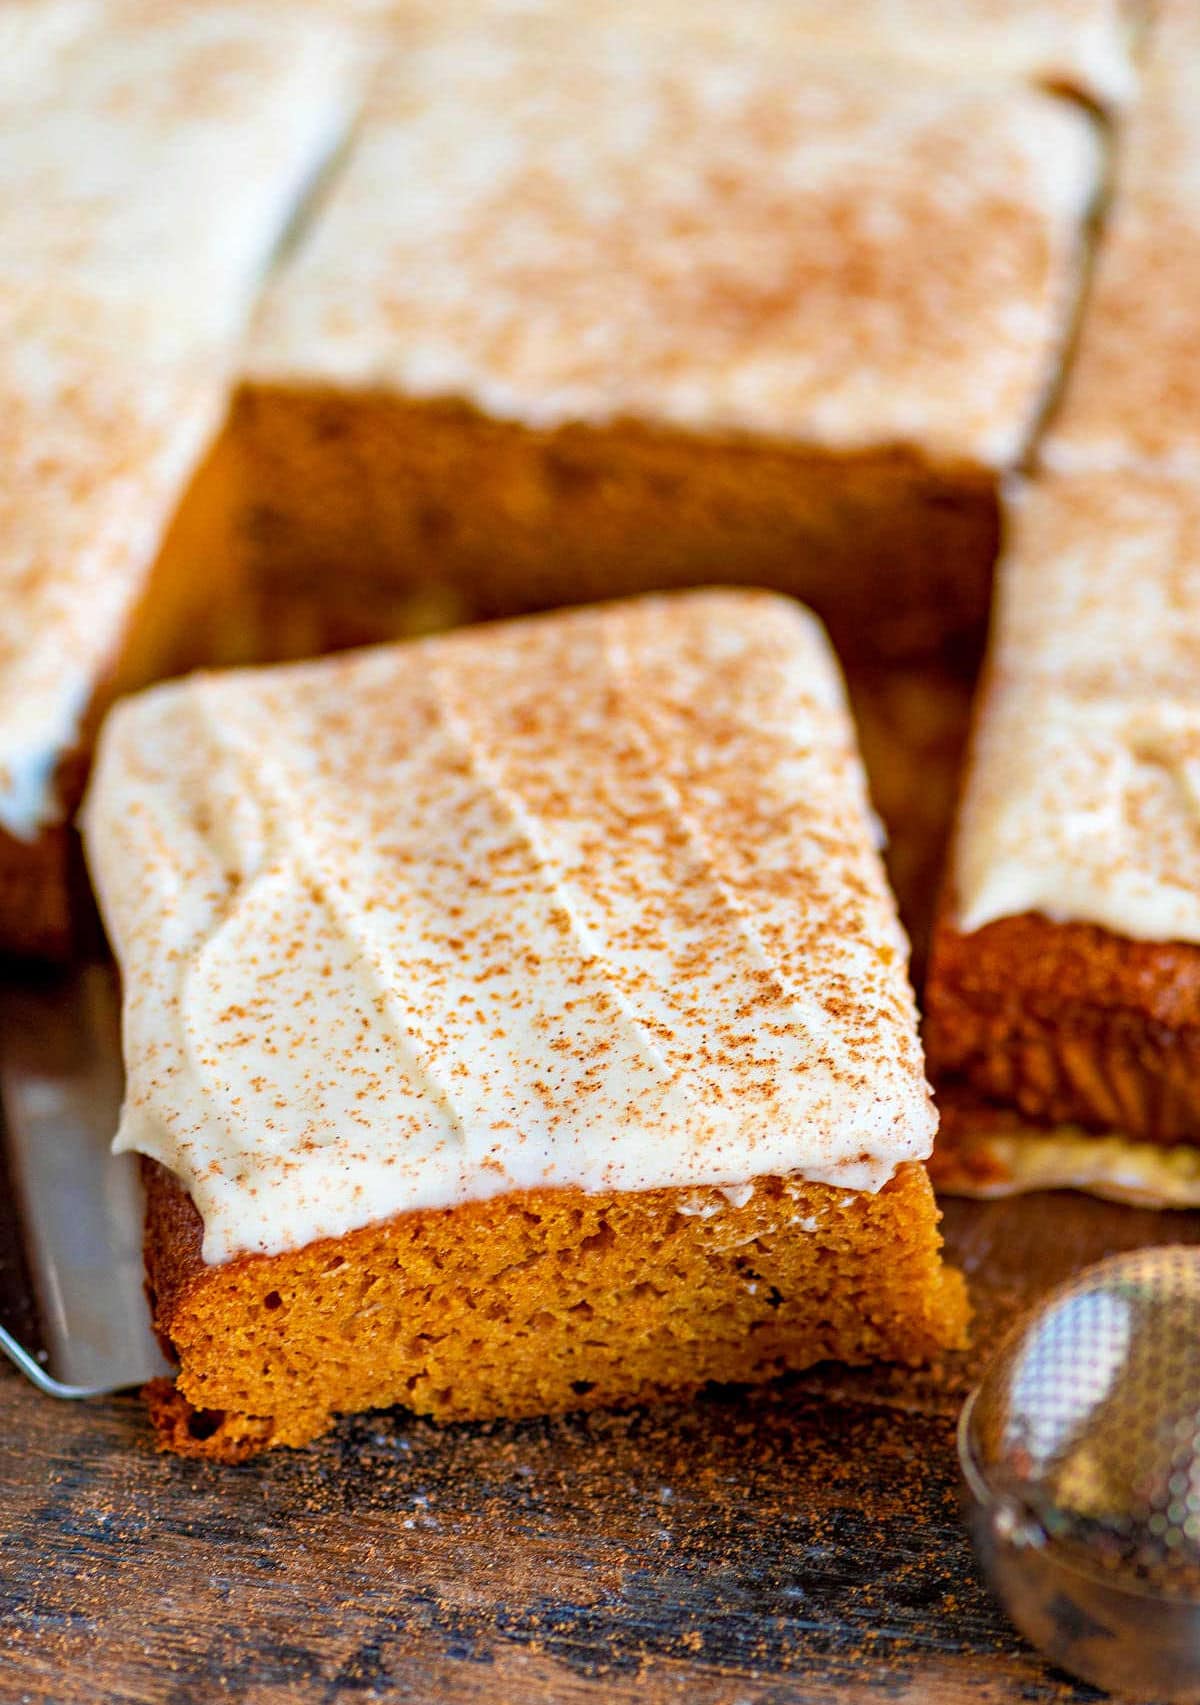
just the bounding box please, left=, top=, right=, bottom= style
left=0, top=963, right=172, bottom=1396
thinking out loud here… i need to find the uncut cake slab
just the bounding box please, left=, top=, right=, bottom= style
left=79, top=591, right=965, bottom=1458
left=231, top=1, right=1100, bottom=672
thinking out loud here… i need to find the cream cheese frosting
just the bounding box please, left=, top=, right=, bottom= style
left=82, top=590, right=937, bottom=1265
left=1042, top=0, right=1200, bottom=478
left=397, top=0, right=1137, bottom=107
left=0, top=1, right=97, bottom=94
left=804, top=0, right=1137, bottom=108
left=0, top=341, right=220, bottom=841
left=247, top=11, right=1100, bottom=472
left=953, top=472, right=1200, bottom=942
left=677, top=0, right=1138, bottom=109
left=0, top=1, right=364, bottom=840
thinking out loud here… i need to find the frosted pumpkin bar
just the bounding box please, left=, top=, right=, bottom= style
left=926, top=471, right=1200, bottom=1151
left=232, top=9, right=1099, bottom=670
left=0, top=0, right=362, bottom=955
left=81, top=590, right=967, bottom=1460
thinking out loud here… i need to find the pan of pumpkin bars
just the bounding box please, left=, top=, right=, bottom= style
left=4, top=1, right=1200, bottom=1702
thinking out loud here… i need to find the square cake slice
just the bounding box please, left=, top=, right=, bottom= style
left=0, top=0, right=363, bottom=956
left=82, top=590, right=967, bottom=1459
left=926, top=471, right=1200, bottom=1147
left=232, top=7, right=1099, bottom=671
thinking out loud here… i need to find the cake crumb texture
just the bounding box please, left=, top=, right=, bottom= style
left=142, top=1159, right=968, bottom=1462
left=233, top=393, right=1000, bottom=671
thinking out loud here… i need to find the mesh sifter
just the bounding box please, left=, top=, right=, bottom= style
left=960, top=1245, right=1200, bottom=1700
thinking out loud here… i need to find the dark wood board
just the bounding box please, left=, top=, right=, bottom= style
left=3, top=1190, right=1197, bottom=1705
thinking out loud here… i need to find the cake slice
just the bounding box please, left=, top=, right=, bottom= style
left=926, top=0, right=1200, bottom=1175
left=81, top=590, right=967, bottom=1459
left=232, top=7, right=1099, bottom=673
left=0, top=0, right=363, bottom=956
left=926, top=470, right=1200, bottom=1147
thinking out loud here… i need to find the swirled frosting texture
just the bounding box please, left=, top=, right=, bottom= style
left=248, top=9, right=1099, bottom=471
left=0, top=1, right=363, bottom=839
left=83, top=591, right=936, bottom=1264
left=954, top=473, right=1200, bottom=942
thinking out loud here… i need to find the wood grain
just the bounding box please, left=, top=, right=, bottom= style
left=4, top=1190, right=1196, bottom=1703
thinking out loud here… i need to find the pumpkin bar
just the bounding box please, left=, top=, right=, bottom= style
left=232, top=7, right=1100, bottom=672
left=0, top=0, right=363, bottom=956
left=81, top=590, right=967, bottom=1459
left=926, top=471, right=1200, bottom=1145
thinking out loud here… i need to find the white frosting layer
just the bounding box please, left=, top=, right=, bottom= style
left=0, top=345, right=220, bottom=840
left=0, top=2, right=364, bottom=839
left=955, top=4, right=1200, bottom=947
left=0, top=1, right=97, bottom=94
left=1042, top=0, right=1200, bottom=477
left=391, top=0, right=1136, bottom=107
left=666, top=0, right=1137, bottom=108
left=248, top=12, right=1099, bottom=471
left=82, top=591, right=937, bottom=1265
left=954, top=472, right=1200, bottom=942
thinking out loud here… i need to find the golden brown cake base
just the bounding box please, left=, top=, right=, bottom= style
left=231, top=385, right=1000, bottom=671
left=925, top=908, right=1200, bottom=1144
left=141, top=1159, right=968, bottom=1462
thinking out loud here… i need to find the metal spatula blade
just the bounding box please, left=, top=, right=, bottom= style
left=0, top=963, right=173, bottom=1396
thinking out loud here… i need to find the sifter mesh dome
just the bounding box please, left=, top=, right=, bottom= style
left=969, top=1245, right=1200, bottom=1597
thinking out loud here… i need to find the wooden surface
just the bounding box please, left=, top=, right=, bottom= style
left=3, top=1190, right=1198, bottom=1704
